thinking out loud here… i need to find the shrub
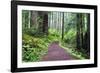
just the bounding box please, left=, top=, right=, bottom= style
left=48, top=29, right=61, bottom=42
left=63, top=28, right=76, bottom=47
left=22, top=34, right=48, bottom=62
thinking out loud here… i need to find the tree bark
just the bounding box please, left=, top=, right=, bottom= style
left=43, top=12, right=48, bottom=34
left=28, top=11, right=31, bottom=28
left=62, top=12, right=64, bottom=40
left=76, top=14, right=81, bottom=49
left=31, top=11, right=38, bottom=28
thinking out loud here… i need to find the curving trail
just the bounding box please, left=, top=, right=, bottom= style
left=41, top=42, right=77, bottom=61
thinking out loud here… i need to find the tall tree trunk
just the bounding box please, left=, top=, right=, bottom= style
left=28, top=11, right=31, bottom=28
left=60, top=12, right=62, bottom=34
left=22, top=11, right=26, bottom=28
left=80, top=14, right=84, bottom=49
left=48, top=12, right=50, bottom=28
left=87, top=14, right=90, bottom=58
left=76, top=14, right=81, bottom=49
left=31, top=11, right=38, bottom=28
left=37, top=11, right=43, bottom=32
left=62, top=12, right=64, bottom=40
left=58, top=12, right=60, bottom=32
left=43, top=12, right=48, bottom=34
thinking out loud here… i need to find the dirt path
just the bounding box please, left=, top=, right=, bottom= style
left=41, top=42, right=77, bottom=61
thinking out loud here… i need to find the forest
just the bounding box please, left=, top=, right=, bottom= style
left=22, top=10, right=90, bottom=62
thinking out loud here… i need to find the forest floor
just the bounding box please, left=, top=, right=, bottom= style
left=41, top=42, right=78, bottom=61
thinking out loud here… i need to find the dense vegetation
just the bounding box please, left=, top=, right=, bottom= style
left=22, top=10, right=90, bottom=62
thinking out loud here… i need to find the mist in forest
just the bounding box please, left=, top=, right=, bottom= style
left=22, top=10, right=90, bottom=62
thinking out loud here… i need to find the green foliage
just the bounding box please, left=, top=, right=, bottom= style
left=22, top=28, right=61, bottom=62
left=22, top=10, right=30, bottom=28
left=22, top=47, right=41, bottom=62
left=22, top=34, right=48, bottom=62
left=63, top=28, right=76, bottom=47
left=60, top=28, right=88, bottom=59
left=37, top=16, right=43, bottom=24
left=22, top=10, right=89, bottom=61
left=60, top=44, right=85, bottom=59
left=23, top=27, right=45, bottom=37
left=48, top=29, right=61, bottom=42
